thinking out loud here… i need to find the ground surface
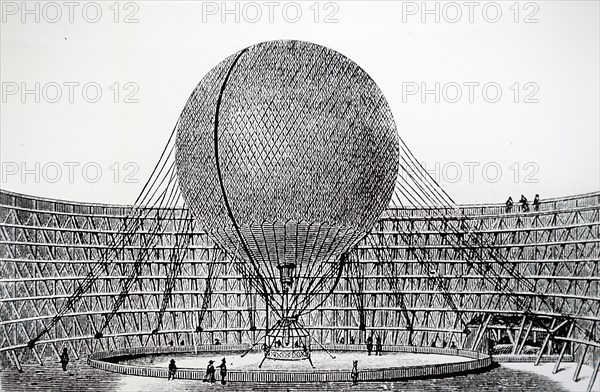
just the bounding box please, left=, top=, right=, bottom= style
left=1, top=356, right=598, bottom=391
left=120, top=351, right=467, bottom=371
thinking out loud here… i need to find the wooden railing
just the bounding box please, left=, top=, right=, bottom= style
left=87, top=344, right=492, bottom=382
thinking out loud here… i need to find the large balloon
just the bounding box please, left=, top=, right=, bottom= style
left=175, top=40, right=398, bottom=323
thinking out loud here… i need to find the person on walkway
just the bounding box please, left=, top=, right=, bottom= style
left=60, top=347, right=69, bottom=371
left=520, top=195, right=530, bottom=212
left=217, top=358, right=227, bottom=385
left=351, top=360, right=359, bottom=386
left=533, top=194, right=540, bottom=211
left=506, top=197, right=513, bottom=213
left=204, top=360, right=216, bottom=383
left=366, top=336, right=373, bottom=355
left=168, top=359, right=177, bottom=380
left=375, top=336, right=383, bottom=356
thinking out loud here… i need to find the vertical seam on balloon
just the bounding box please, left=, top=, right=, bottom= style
left=212, top=48, right=280, bottom=317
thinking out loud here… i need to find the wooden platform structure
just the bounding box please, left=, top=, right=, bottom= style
left=1, top=190, right=598, bottom=391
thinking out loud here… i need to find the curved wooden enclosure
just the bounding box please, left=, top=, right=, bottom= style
left=1, top=189, right=598, bottom=389
left=86, top=344, right=492, bottom=382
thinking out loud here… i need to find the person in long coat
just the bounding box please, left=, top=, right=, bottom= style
left=351, top=360, right=359, bottom=385
left=217, top=358, right=227, bottom=385
left=506, top=197, right=513, bottom=213
left=366, top=336, right=373, bottom=355
left=375, top=336, right=383, bottom=356
left=168, top=359, right=177, bottom=380
left=204, top=360, right=216, bottom=384
left=60, top=347, right=69, bottom=371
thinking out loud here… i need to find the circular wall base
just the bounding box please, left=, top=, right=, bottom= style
left=88, top=344, right=493, bottom=383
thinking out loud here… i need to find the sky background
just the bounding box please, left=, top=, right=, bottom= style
left=1, top=0, right=599, bottom=205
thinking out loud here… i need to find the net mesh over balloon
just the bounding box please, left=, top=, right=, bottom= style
left=175, top=40, right=399, bottom=318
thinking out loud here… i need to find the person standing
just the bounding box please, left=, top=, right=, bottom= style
left=217, top=358, right=227, bottom=385
left=366, top=336, right=373, bottom=356
left=204, top=360, right=216, bottom=384
left=520, top=195, right=530, bottom=212
left=60, top=347, right=69, bottom=371
left=351, top=360, right=359, bottom=386
left=505, top=197, right=513, bottom=213
left=375, top=336, right=382, bottom=356
left=533, top=194, right=540, bottom=211
left=168, top=359, right=177, bottom=380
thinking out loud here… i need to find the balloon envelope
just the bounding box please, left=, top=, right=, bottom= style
left=175, top=40, right=398, bottom=316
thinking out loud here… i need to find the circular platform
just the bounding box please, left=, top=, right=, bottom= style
left=88, top=344, right=492, bottom=383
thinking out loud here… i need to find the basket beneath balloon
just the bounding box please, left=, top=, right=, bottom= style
left=266, top=347, right=310, bottom=361
left=261, top=317, right=314, bottom=366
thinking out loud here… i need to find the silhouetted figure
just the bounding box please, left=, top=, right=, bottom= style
left=351, top=360, right=359, bottom=385
left=168, top=340, right=174, bottom=347
left=366, top=336, right=373, bottom=355
left=375, top=336, right=382, bottom=356
left=60, top=347, right=69, bottom=371
left=294, top=340, right=301, bottom=348
left=498, top=335, right=511, bottom=345
left=506, top=197, right=513, bottom=213
left=520, top=195, right=529, bottom=212
left=487, top=337, right=495, bottom=355
left=349, top=336, right=355, bottom=345
left=442, top=339, right=447, bottom=348
left=168, top=359, right=177, bottom=380
left=217, top=358, right=227, bottom=385
left=339, top=337, right=345, bottom=345
left=204, top=360, right=216, bottom=383
left=180, top=340, right=185, bottom=346
left=214, top=338, right=221, bottom=345
left=533, top=194, right=540, bottom=211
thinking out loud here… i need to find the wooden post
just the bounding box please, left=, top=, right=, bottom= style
left=552, top=323, right=574, bottom=374
left=517, top=320, right=534, bottom=355
left=512, top=315, right=527, bottom=355
left=535, top=333, right=552, bottom=366
left=586, top=359, right=599, bottom=392
left=472, top=314, right=492, bottom=351
left=8, top=350, right=23, bottom=372
left=573, top=344, right=588, bottom=382
left=535, top=319, right=556, bottom=366
left=31, top=345, right=44, bottom=366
